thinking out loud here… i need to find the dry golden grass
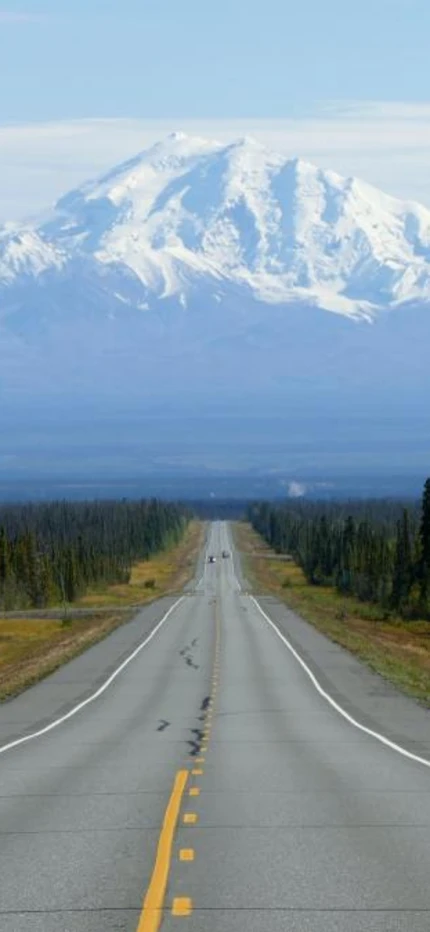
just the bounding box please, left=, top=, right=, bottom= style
left=233, top=521, right=430, bottom=705
left=0, top=521, right=205, bottom=701
left=76, top=520, right=204, bottom=608
left=0, top=613, right=127, bottom=701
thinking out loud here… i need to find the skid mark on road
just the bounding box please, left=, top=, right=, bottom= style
left=167, top=587, right=222, bottom=921
left=157, top=719, right=170, bottom=732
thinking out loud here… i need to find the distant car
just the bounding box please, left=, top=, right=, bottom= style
left=208, top=555, right=216, bottom=563
left=222, top=550, right=230, bottom=558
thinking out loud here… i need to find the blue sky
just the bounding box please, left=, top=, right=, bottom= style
left=0, top=0, right=429, bottom=121
left=1, top=2, right=430, bottom=220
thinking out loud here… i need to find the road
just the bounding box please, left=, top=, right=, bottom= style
left=1, top=521, right=430, bottom=931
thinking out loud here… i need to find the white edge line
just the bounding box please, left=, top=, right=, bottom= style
left=251, top=595, right=430, bottom=770
left=0, top=596, right=185, bottom=757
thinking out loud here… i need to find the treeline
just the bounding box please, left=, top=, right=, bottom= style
left=249, top=479, right=430, bottom=619
left=0, top=499, right=190, bottom=610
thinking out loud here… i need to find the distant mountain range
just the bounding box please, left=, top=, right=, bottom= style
left=3, top=131, right=430, bottom=317
left=0, top=133, right=429, bottom=485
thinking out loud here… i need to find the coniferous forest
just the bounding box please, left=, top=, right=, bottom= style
left=249, top=479, right=430, bottom=620
left=0, top=499, right=189, bottom=610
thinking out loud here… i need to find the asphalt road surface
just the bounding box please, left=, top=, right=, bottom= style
left=1, top=522, right=430, bottom=931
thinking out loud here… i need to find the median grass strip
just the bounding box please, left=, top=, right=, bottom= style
left=0, top=521, right=205, bottom=701
left=233, top=521, right=430, bottom=706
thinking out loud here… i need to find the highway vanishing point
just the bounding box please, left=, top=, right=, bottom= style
left=1, top=522, right=430, bottom=931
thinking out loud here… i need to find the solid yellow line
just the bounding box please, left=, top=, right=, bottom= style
left=136, top=769, right=188, bottom=932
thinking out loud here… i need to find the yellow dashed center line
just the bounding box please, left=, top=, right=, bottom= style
left=162, top=580, right=222, bottom=922
left=172, top=897, right=193, bottom=916
left=179, top=849, right=195, bottom=862
left=183, top=812, right=198, bottom=824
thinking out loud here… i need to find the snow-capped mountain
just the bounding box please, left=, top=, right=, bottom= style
left=2, top=131, right=430, bottom=319
left=2, top=132, right=430, bottom=486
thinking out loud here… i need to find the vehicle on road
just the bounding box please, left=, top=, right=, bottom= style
left=208, top=554, right=216, bottom=563
left=222, top=550, right=230, bottom=558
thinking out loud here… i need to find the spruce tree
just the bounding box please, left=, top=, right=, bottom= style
left=419, top=478, right=430, bottom=608
left=391, top=510, right=413, bottom=613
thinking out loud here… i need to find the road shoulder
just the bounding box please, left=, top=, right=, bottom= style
left=0, top=596, right=180, bottom=748
left=255, top=593, right=430, bottom=761
left=232, top=522, right=430, bottom=762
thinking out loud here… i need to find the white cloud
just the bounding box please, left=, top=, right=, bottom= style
left=321, top=100, right=430, bottom=121
left=288, top=482, right=307, bottom=499
left=2, top=103, right=430, bottom=222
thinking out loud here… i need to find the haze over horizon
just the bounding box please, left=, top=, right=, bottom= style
left=1, top=0, right=429, bottom=496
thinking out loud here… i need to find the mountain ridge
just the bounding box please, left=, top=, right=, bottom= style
left=2, top=132, right=430, bottom=319
left=1, top=131, right=430, bottom=485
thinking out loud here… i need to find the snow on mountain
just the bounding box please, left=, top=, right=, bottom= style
left=0, top=224, right=65, bottom=283
left=2, top=131, right=430, bottom=317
